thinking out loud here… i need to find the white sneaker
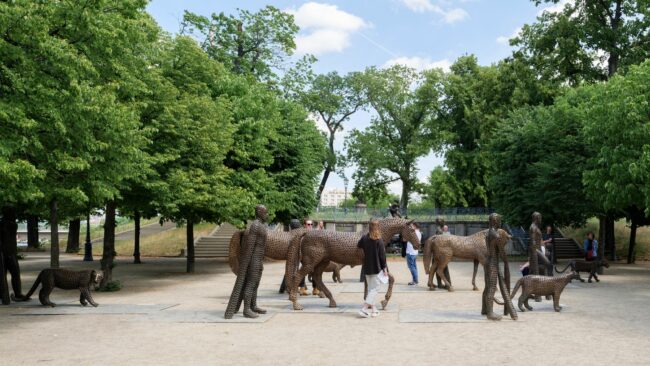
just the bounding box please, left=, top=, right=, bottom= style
left=371, top=310, right=380, bottom=317
left=358, top=308, right=370, bottom=318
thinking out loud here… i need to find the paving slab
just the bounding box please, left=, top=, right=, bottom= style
left=5, top=303, right=178, bottom=316
left=146, top=310, right=275, bottom=323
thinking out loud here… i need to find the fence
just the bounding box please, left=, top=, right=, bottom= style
left=310, top=207, right=495, bottom=223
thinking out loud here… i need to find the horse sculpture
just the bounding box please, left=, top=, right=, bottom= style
left=423, top=229, right=512, bottom=292
left=285, top=218, right=420, bottom=311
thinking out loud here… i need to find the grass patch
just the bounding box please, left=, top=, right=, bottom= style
left=562, top=218, right=650, bottom=261
left=90, top=222, right=215, bottom=257
left=97, top=280, right=122, bottom=292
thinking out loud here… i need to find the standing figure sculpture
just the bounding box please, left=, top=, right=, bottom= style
left=481, top=213, right=517, bottom=321
left=388, top=201, right=402, bottom=218
left=1, top=208, right=26, bottom=303
left=529, top=212, right=543, bottom=302
left=224, top=205, right=269, bottom=319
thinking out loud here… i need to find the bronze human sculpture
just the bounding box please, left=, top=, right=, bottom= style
left=229, top=220, right=309, bottom=295
left=511, top=271, right=580, bottom=312
left=285, top=218, right=418, bottom=311
left=224, top=205, right=269, bottom=319
left=423, top=229, right=512, bottom=291
left=529, top=212, right=543, bottom=276
left=1, top=209, right=26, bottom=304
left=481, top=213, right=517, bottom=321
left=12, top=268, right=102, bottom=307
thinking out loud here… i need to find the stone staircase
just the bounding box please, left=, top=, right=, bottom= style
left=507, top=226, right=584, bottom=259
left=193, top=223, right=239, bottom=258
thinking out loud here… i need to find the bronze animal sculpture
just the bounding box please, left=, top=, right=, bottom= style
left=225, top=205, right=269, bottom=319
left=555, top=259, right=609, bottom=283
left=11, top=268, right=102, bottom=307
left=423, top=229, right=512, bottom=292
left=285, top=218, right=419, bottom=311
left=511, top=271, right=580, bottom=312
left=481, top=213, right=517, bottom=321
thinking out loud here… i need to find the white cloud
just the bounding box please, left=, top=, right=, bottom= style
left=398, top=0, right=469, bottom=24
left=286, top=2, right=369, bottom=55
left=496, top=27, right=522, bottom=45
left=538, top=0, right=573, bottom=15
left=383, top=56, right=452, bottom=72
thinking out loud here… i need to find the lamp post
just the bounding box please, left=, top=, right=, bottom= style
left=343, top=176, right=349, bottom=215
left=83, top=212, right=93, bottom=261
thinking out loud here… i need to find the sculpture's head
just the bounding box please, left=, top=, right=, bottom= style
left=599, top=258, right=610, bottom=268
left=255, top=205, right=268, bottom=223
left=488, top=213, right=501, bottom=229
left=569, top=270, right=581, bottom=282
left=400, top=219, right=420, bottom=250
left=532, top=212, right=542, bottom=226
left=289, top=219, right=301, bottom=230
left=91, top=270, right=104, bottom=286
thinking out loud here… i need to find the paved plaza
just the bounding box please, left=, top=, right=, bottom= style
left=1, top=253, right=649, bottom=365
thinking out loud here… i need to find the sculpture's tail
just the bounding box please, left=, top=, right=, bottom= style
left=510, top=277, right=523, bottom=298
left=554, top=262, right=572, bottom=274
left=11, top=272, right=42, bottom=302
left=493, top=297, right=504, bottom=305
left=228, top=230, right=245, bottom=274
left=423, top=236, right=436, bottom=275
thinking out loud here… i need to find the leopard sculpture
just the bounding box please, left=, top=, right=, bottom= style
left=285, top=218, right=418, bottom=311
left=423, top=229, right=512, bottom=292
left=11, top=268, right=102, bottom=307
left=510, top=271, right=580, bottom=312
left=555, top=259, right=609, bottom=283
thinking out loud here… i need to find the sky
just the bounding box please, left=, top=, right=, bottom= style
left=146, top=0, right=558, bottom=197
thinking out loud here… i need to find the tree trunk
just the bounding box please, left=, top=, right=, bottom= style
left=186, top=221, right=195, bottom=273
left=100, top=201, right=117, bottom=289
left=316, top=167, right=332, bottom=203
left=65, top=218, right=81, bottom=253
left=627, top=217, right=637, bottom=264
left=234, top=22, right=244, bottom=74
left=0, top=212, right=10, bottom=304
left=50, top=199, right=59, bottom=268
left=400, top=179, right=410, bottom=218
left=133, top=211, right=141, bottom=264
left=27, top=215, right=39, bottom=249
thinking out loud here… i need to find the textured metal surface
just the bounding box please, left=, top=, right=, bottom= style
left=224, top=205, right=269, bottom=319
left=285, top=218, right=419, bottom=311
left=423, top=229, right=511, bottom=291
left=11, top=268, right=101, bottom=307
left=555, top=259, right=609, bottom=283
left=511, top=272, right=580, bottom=312
left=481, top=214, right=517, bottom=321
left=528, top=212, right=543, bottom=276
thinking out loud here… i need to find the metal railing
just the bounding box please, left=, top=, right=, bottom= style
left=310, top=207, right=495, bottom=222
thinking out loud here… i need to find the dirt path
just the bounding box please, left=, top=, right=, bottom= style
left=1, top=253, right=649, bottom=365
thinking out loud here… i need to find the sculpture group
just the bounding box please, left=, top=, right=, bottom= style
left=223, top=205, right=588, bottom=321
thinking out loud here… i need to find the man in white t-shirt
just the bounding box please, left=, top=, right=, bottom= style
left=406, top=222, right=422, bottom=285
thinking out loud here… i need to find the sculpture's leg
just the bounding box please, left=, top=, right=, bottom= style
left=279, top=277, right=286, bottom=294
left=39, top=287, right=55, bottom=307
left=5, top=256, right=24, bottom=298
left=225, top=233, right=256, bottom=319
left=593, top=271, right=599, bottom=282
left=380, top=273, right=395, bottom=310
left=497, top=271, right=517, bottom=320
left=313, top=261, right=336, bottom=308
left=517, top=294, right=525, bottom=312
left=291, top=264, right=314, bottom=311
left=79, top=292, right=87, bottom=306
left=472, top=259, right=479, bottom=291
left=436, top=258, right=453, bottom=291
left=481, top=265, right=489, bottom=315
left=553, top=292, right=562, bottom=312
left=250, top=266, right=266, bottom=314
left=427, top=261, right=437, bottom=290
left=524, top=293, right=533, bottom=311
left=83, top=288, right=98, bottom=307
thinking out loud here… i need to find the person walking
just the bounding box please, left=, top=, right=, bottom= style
left=583, top=231, right=598, bottom=262
left=405, top=222, right=421, bottom=285
left=357, top=219, right=388, bottom=318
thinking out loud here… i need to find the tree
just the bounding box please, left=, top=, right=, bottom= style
left=297, top=71, right=365, bottom=202
left=582, top=60, right=650, bottom=263
left=421, top=167, right=465, bottom=208
left=346, top=66, right=446, bottom=213
left=515, top=0, right=650, bottom=83
left=181, top=6, right=299, bottom=82
left=488, top=94, right=596, bottom=228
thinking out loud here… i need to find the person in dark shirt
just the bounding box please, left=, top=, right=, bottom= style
left=357, top=219, right=388, bottom=318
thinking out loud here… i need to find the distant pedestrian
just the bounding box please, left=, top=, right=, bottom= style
left=357, top=219, right=388, bottom=318
left=583, top=231, right=598, bottom=261
left=317, top=221, right=324, bottom=230
left=405, top=222, right=421, bottom=285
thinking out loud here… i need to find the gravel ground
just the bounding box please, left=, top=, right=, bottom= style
left=1, top=252, right=649, bottom=366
